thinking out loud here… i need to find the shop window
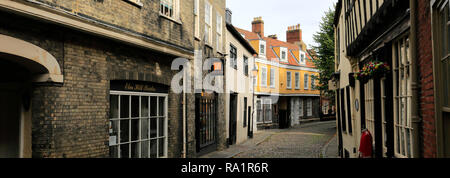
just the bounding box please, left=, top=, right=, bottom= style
left=256, top=100, right=263, bottom=123
left=364, top=79, right=375, bottom=141
left=307, top=98, right=312, bottom=117
left=392, top=36, right=413, bottom=158
left=109, top=92, right=167, bottom=158
left=432, top=0, right=450, bottom=157
left=264, top=99, right=273, bottom=123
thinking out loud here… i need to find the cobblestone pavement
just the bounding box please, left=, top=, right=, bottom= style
left=234, top=121, right=337, bottom=158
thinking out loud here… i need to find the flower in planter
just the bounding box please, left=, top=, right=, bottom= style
left=354, top=61, right=390, bottom=81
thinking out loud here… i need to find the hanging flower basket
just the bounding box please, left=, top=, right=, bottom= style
left=354, top=61, right=390, bottom=81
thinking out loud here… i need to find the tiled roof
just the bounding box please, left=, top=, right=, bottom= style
left=236, top=27, right=316, bottom=68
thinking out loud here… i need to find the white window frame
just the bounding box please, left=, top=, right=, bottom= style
left=204, top=1, right=212, bottom=45
left=109, top=91, right=168, bottom=158
left=364, top=79, right=376, bottom=147
left=280, top=47, right=288, bottom=62
left=295, top=72, right=300, bottom=89
left=160, top=0, right=180, bottom=21
left=269, top=68, right=276, bottom=88
left=311, top=75, right=316, bottom=90
left=194, top=0, right=200, bottom=39
left=304, top=74, right=309, bottom=90
left=125, top=0, right=143, bottom=7
left=259, top=41, right=266, bottom=57
left=216, top=13, right=223, bottom=52
left=261, top=67, right=268, bottom=87
left=286, top=71, right=292, bottom=89
left=300, top=51, right=306, bottom=65
left=393, top=35, right=414, bottom=158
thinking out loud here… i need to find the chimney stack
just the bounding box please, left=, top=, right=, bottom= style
left=286, top=24, right=302, bottom=44
left=252, top=17, right=264, bottom=37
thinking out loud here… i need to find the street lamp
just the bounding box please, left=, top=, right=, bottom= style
left=249, top=60, right=258, bottom=138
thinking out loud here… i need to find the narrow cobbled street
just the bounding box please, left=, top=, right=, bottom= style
left=203, top=121, right=338, bottom=158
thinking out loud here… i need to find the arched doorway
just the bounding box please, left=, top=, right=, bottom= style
left=0, top=35, right=63, bottom=158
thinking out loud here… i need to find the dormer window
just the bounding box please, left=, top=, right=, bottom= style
left=260, top=44, right=265, bottom=55
left=280, top=47, right=288, bottom=62
left=259, top=40, right=266, bottom=57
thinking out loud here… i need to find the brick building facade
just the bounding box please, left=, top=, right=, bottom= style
left=0, top=0, right=205, bottom=158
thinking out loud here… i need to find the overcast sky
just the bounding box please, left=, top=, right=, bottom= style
left=226, top=0, right=337, bottom=48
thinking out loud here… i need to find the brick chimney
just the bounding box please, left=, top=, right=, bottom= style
left=252, top=17, right=264, bottom=37
left=287, top=24, right=302, bottom=44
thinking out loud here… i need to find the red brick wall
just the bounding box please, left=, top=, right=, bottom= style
left=416, top=0, right=437, bottom=158
left=287, top=30, right=302, bottom=44
left=252, top=21, right=264, bottom=37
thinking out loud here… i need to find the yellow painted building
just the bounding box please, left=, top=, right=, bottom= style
left=237, top=18, right=321, bottom=128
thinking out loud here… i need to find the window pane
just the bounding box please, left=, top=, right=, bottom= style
left=110, top=95, right=118, bottom=118
left=159, top=97, right=165, bottom=116
left=131, top=119, right=139, bottom=141
left=141, top=118, right=149, bottom=139
left=150, top=118, right=157, bottom=138
left=109, top=145, right=118, bottom=158
left=120, top=95, right=129, bottom=118
left=141, top=140, right=149, bottom=158
left=150, top=139, right=157, bottom=158
left=120, top=120, right=129, bottom=143
left=159, top=118, right=165, bottom=137
left=110, top=120, right=119, bottom=144
left=131, top=96, right=139, bottom=118
left=159, top=138, right=165, bottom=157
left=151, top=96, right=157, bottom=116
left=141, top=96, right=149, bottom=117
left=131, top=142, right=140, bottom=158
left=120, top=144, right=129, bottom=158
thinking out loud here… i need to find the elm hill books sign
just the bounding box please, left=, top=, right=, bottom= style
left=110, top=80, right=169, bottom=94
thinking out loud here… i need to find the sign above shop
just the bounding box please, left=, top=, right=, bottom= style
left=111, top=80, right=169, bottom=94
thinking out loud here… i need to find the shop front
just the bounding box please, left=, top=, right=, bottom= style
left=108, top=80, right=169, bottom=158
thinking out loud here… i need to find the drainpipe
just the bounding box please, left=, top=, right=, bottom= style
left=182, top=65, right=187, bottom=158
left=409, top=0, right=421, bottom=158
